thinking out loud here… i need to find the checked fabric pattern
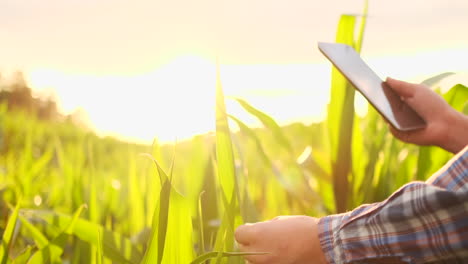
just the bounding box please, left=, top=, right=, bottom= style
left=318, top=145, right=468, bottom=264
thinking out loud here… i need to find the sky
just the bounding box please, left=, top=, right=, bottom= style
left=1, top=0, right=468, bottom=143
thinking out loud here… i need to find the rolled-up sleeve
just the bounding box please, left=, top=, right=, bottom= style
left=318, top=146, right=468, bottom=264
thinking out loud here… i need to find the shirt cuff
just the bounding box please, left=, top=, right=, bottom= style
left=318, top=214, right=346, bottom=264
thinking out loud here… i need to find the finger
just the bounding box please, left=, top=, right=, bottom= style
left=385, top=77, right=417, bottom=98
left=242, top=252, right=270, bottom=264
left=238, top=243, right=250, bottom=252
left=235, top=223, right=258, bottom=245
left=238, top=244, right=260, bottom=264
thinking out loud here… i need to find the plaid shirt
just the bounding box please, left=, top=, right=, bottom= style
left=318, top=145, right=468, bottom=264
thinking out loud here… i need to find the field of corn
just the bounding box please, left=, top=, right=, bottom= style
left=1, top=5, right=468, bottom=264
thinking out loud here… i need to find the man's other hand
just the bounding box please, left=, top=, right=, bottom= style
left=235, top=215, right=327, bottom=264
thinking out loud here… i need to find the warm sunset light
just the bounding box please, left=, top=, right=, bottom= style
left=2, top=0, right=467, bottom=142
left=2, top=1, right=468, bottom=263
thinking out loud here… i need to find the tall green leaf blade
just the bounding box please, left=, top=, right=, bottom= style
left=328, top=14, right=357, bottom=213
left=140, top=199, right=161, bottom=264
left=140, top=159, right=171, bottom=264
left=443, top=84, right=468, bottom=111
left=156, top=180, right=171, bottom=264
left=233, top=98, right=292, bottom=153
left=161, top=191, right=194, bottom=263
left=0, top=203, right=20, bottom=264
left=29, top=210, right=142, bottom=264
left=197, top=191, right=206, bottom=255
left=28, top=204, right=86, bottom=264
left=214, top=66, right=241, bottom=262
left=11, top=246, right=32, bottom=264
left=349, top=0, right=368, bottom=209
left=421, top=72, right=455, bottom=87
left=355, top=0, right=368, bottom=53
left=19, top=215, right=49, bottom=249
left=127, top=154, right=145, bottom=235
left=228, top=115, right=292, bottom=190
left=216, top=84, right=237, bottom=203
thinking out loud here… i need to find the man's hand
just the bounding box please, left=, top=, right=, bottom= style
left=234, top=216, right=328, bottom=264
left=386, top=77, right=468, bottom=153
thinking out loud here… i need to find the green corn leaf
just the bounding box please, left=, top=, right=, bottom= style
left=355, top=0, right=368, bottom=53
left=141, top=154, right=194, bottom=264
left=28, top=209, right=142, bottom=264
left=127, top=154, right=145, bottom=235
left=96, top=228, right=104, bottom=264
left=444, top=84, right=468, bottom=111
left=19, top=215, right=49, bottom=249
left=140, top=153, right=172, bottom=264
left=228, top=115, right=293, bottom=190
left=160, top=190, right=194, bottom=263
left=140, top=153, right=169, bottom=185
left=216, top=81, right=237, bottom=204
left=349, top=0, right=368, bottom=209
left=11, top=246, right=32, bottom=264
left=197, top=191, right=206, bottom=255
left=140, top=172, right=171, bottom=264
left=233, top=98, right=292, bottom=154
left=156, top=180, right=171, bottom=264
left=28, top=204, right=86, bottom=264
left=328, top=0, right=368, bottom=211
left=31, top=205, right=86, bottom=263
left=421, top=72, right=455, bottom=87
left=328, top=14, right=357, bottom=213
left=0, top=203, right=20, bottom=264
left=416, top=146, right=434, bottom=181
left=214, top=65, right=241, bottom=263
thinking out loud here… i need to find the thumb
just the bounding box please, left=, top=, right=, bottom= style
left=386, top=77, right=417, bottom=98
left=235, top=223, right=258, bottom=245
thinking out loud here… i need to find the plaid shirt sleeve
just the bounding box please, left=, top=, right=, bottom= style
left=318, top=145, right=468, bottom=264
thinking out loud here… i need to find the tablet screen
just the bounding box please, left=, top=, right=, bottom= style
left=318, top=42, right=426, bottom=131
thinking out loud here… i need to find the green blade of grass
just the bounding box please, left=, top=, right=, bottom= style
left=11, top=246, right=32, bottom=264
left=355, top=0, right=368, bottom=53
left=228, top=115, right=292, bottom=190
left=160, top=190, right=194, bottom=263
left=156, top=180, right=171, bottom=264
left=96, top=228, right=104, bottom=264
left=140, top=170, right=171, bottom=264
left=214, top=65, right=241, bottom=262
left=197, top=191, right=206, bottom=255
left=233, top=98, right=292, bottom=154
left=443, top=84, right=468, bottom=111
left=19, top=215, right=49, bottom=249
left=421, top=72, right=455, bottom=87
left=0, top=203, right=20, bottom=264
left=328, top=14, right=357, bottom=213
left=216, top=78, right=237, bottom=205
left=127, top=154, right=145, bottom=235
left=28, top=204, right=87, bottom=264
left=29, top=209, right=142, bottom=264
left=141, top=154, right=194, bottom=264
left=349, top=0, right=368, bottom=209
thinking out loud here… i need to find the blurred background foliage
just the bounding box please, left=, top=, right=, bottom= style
left=0, top=9, right=467, bottom=264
